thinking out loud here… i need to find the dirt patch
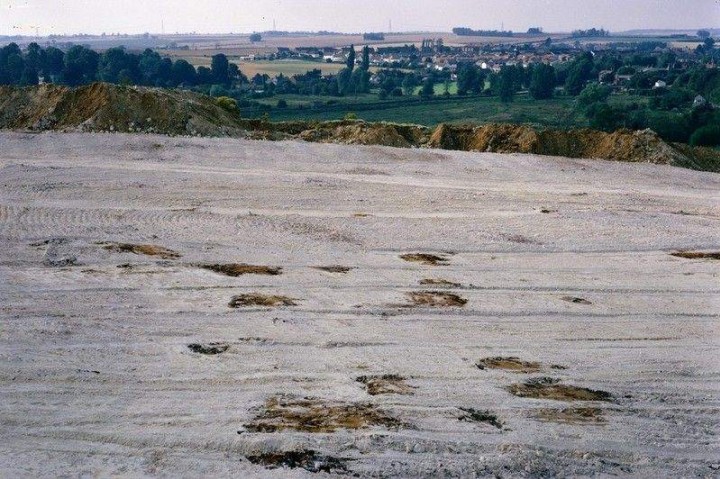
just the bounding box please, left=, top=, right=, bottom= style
left=458, top=408, right=503, bottom=429
left=400, top=253, right=450, bottom=266
left=406, top=291, right=468, bottom=307
left=507, top=377, right=612, bottom=402
left=243, top=396, right=403, bottom=433
left=419, top=278, right=461, bottom=287
left=314, top=265, right=355, bottom=274
left=670, top=251, right=720, bottom=260
left=200, top=263, right=282, bottom=276
left=187, top=343, right=230, bottom=355
left=101, top=242, right=181, bottom=259
left=561, top=296, right=592, bottom=305
left=356, top=374, right=415, bottom=396
left=534, top=407, right=606, bottom=425
left=476, top=357, right=543, bottom=373
left=245, top=450, right=348, bottom=474
left=229, top=294, right=298, bottom=308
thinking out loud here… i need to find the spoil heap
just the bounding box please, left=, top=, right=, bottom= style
left=0, top=83, right=245, bottom=136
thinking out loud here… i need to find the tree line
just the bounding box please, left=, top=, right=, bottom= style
left=0, top=42, right=246, bottom=88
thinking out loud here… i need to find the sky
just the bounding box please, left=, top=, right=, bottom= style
left=1, top=0, right=718, bottom=36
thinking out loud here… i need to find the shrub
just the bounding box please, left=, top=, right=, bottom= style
left=690, top=125, right=720, bottom=147
left=215, top=96, right=238, bottom=112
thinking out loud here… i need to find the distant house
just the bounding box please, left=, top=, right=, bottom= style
left=653, top=80, right=667, bottom=89
left=598, top=70, right=614, bottom=84
left=693, top=95, right=707, bottom=108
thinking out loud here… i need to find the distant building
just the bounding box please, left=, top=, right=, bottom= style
left=653, top=80, right=667, bottom=89
left=693, top=95, right=707, bottom=108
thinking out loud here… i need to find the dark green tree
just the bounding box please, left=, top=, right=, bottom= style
left=211, top=53, right=230, bottom=86
left=457, top=64, right=485, bottom=95
left=25, top=43, right=46, bottom=73
left=43, top=47, right=65, bottom=80
left=336, top=67, right=353, bottom=95
left=99, top=47, right=141, bottom=84
left=346, top=45, right=356, bottom=70
left=529, top=63, right=556, bottom=99
left=20, top=65, right=39, bottom=86
left=361, top=45, right=370, bottom=71
left=62, top=45, right=99, bottom=86
left=170, top=59, right=197, bottom=86
left=401, top=73, right=419, bottom=96
left=577, top=83, right=612, bottom=109
left=564, top=52, right=594, bottom=96
left=0, top=43, right=24, bottom=84
left=497, top=66, right=516, bottom=102
left=420, top=77, right=435, bottom=98
left=196, top=66, right=213, bottom=85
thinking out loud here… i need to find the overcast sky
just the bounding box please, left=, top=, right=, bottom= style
left=1, top=0, right=718, bottom=36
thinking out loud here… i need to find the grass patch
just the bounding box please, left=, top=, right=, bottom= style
left=671, top=251, right=720, bottom=260
left=400, top=253, right=450, bottom=266
left=356, top=374, right=415, bottom=396
left=228, top=294, right=298, bottom=307
left=508, top=377, right=612, bottom=402
left=100, top=242, right=181, bottom=259
left=200, top=263, right=282, bottom=276
left=458, top=408, right=503, bottom=429
left=476, top=357, right=543, bottom=373
left=244, top=396, right=403, bottom=433
left=406, top=291, right=468, bottom=307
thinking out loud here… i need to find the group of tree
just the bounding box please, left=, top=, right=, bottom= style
left=571, top=28, right=609, bottom=38
left=576, top=65, right=720, bottom=146
left=363, top=33, right=385, bottom=41
left=0, top=42, right=246, bottom=89
left=453, top=28, right=513, bottom=37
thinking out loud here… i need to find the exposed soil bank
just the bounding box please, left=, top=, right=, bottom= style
left=2, top=83, right=718, bottom=171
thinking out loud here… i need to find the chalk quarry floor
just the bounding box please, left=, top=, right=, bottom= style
left=0, top=132, right=718, bottom=477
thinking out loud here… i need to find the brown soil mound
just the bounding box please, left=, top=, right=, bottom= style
left=508, top=377, right=612, bottom=402
left=245, top=450, right=348, bottom=473
left=298, top=121, right=425, bottom=148
left=400, top=253, right=450, bottom=265
left=406, top=291, right=468, bottom=307
left=0, top=83, right=245, bottom=136
left=671, top=251, right=720, bottom=260
left=200, top=263, right=282, bottom=276
left=476, top=357, right=543, bottom=373
left=356, top=374, right=415, bottom=395
left=228, top=294, right=298, bottom=307
left=101, top=242, right=181, bottom=259
left=427, top=123, right=715, bottom=170
left=244, top=396, right=403, bottom=433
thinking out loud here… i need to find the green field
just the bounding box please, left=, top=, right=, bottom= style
left=239, top=60, right=355, bottom=78
left=245, top=93, right=587, bottom=128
